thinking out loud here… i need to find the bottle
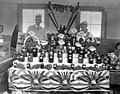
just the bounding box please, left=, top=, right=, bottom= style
left=58, top=40, right=65, bottom=51
left=39, top=54, right=44, bottom=62
left=28, top=53, right=33, bottom=62
left=76, top=46, right=81, bottom=54
left=63, top=25, right=66, bottom=32
left=82, top=64, right=86, bottom=70
left=71, top=64, right=74, bottom=70
left=78, top=54, right=83, bottom=63
left=66, top=41, right=72, bottom=51
left=50, top=34, right=55, bottom=47
left=108, top=65, right=113, bottom=70
left=102, top=64, right=106, bottom=70
left=80, top=46, right=84, bottom=57
left=93, top=50, right=98, bottom=58
left=58, top=50, right=63, bottom=63
left=104, top=55, right=111, bottom=64
left=91, top=51, right=95, bottom=59
left=100, top=55, right=104, bottom=63
left=89, top=58, right=93, bottom=64
left=115, top=65, right=120, bottom=70
left=41, top=49, right=46, bottom=57
left=68, top=54, right=73, bottom=63
left=17, top=54, right=21, bottom=61
left=94, top=64, right=99, bottom=69
left=21, top=46, right=27, bottom=57
left=40, top=63, right=44, bottom=69
left=96, top=55, right=101, bottom=64
left=84, top=48, right=88, bottom=58
left=67, top=46, right=73, bottom=63
left=51, top=34, right=56, bottom=49
left=58, top=57, right=63, bottom=63
left=13, top=62, right=17, bottom=68
left=79, top=38, right=84, bottom=45
left=72, top=36, right=76, bottom=46
left=58, top=50, right=62, bottom=57
left=49, top=46, right=54, bottom=63
left=59, top=24, right=62, bottom=33
left=88, top=54, right=93, bottom=64
left=19, top=53, right=25, bottom=62
left=32, top=46, right=38, bottom=57
left=26, top=63, right=31, bottom=69
left=105, top=64, right=110, bottom=70
left=53, top=64, right=57, bottom=70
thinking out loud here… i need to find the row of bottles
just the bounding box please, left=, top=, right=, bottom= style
left=16, top=34, right=120, bottom=71
left=17, top=31, right=120, bottom=70
left=17, top=42, right=112, bottom=65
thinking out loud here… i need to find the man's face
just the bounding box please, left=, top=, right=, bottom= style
left=80, top=24, right=87, bottom=31
left=35, top=17, right=42, bottom=25
left=117, top=45, right=120, bottom=50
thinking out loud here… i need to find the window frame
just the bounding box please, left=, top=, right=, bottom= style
left=17, top=4, right=49, bottom=33
left=75, top=6, right=107, bottom=39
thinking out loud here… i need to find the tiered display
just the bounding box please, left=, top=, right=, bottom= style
left=8, top=32, right=110, bottom=92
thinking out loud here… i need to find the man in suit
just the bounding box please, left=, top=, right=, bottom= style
left=26, top=14, right=47, bottom=41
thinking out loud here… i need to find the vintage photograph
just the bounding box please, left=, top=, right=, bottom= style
left=0, top=0, right=120, bottom=94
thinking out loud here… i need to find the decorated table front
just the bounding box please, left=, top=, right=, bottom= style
left=8, top=61, right=109, bottom=92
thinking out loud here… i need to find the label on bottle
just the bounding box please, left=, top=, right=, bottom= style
left=28, top=55, right=33, bottom=62
left=73, top=53, right=78, bottom=64
left=78, top=56, right=83, bottom=63
left=39, top=56, right=43, bottom=62
left=83, top=57, right=89, bottom=64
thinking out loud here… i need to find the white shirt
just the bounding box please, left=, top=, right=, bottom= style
left=26, top=24, right=47, bottom=41
left=76, top=29, right=95, bottom=42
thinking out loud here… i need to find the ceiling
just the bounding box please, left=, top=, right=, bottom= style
left=0, top=0, right=120, bottom=8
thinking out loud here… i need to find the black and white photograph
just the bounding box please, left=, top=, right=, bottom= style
left=0, top=0, right=120, bottom=94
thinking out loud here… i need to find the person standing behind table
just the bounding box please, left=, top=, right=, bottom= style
left=76, top=21, right=96, bottom=43
left=26, top=14, right=48, bottom=41
left=114, top=42, right=120, bottom=60
left=26, top=14, right=50, bottom=94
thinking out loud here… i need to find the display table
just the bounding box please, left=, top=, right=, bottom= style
left=8, top=61, right=109, bottom=93
left=7, top=32, right=110, bottom=93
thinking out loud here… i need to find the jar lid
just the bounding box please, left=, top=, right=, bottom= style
left=58, top=33, right=65, bottom=39
left=75, top=42, right=82, bottom=47
left=88, top=46, right=96, bottom=51
left=71, top=28, right=77, bottom=33
left=40, top=40, right=48, bottom=45
left=58, top=40, right=65, bottom=45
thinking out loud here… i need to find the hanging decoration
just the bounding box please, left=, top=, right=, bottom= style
left=47, top=2, right=80, bottom=33
left=51, top=4, right=75, bottom=13
left=48, top=2, right=59, bottom=30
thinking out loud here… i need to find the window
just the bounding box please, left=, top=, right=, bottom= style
left=76, top=7, right=106, bottom=39
left=81, top=11, right=102, bottom=38
left=23, top=9, right=45, bottom=33
left=17, top=4, right=49, bottom=33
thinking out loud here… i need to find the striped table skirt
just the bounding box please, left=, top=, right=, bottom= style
left=8, top=68, right=109, bottom=93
